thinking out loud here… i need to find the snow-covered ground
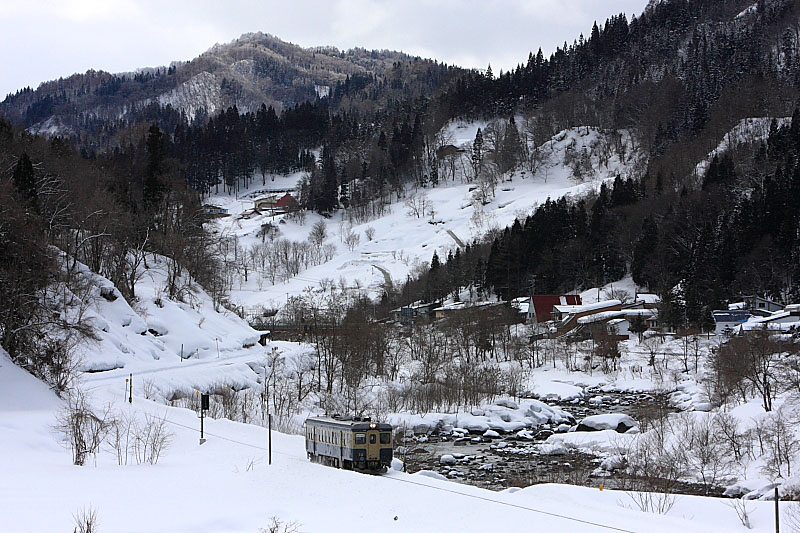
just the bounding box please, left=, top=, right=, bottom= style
left=207, top=124, right=645, bottom=311
left=5, top=116, right=800, bottom=531
left=2, top=345, right=793, bottom=533
left=2, top=236, right=797, bottom=532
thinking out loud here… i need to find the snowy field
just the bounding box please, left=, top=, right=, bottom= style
left=1, top=263, right=796, bottom=532
left=1, top=346, right=792, bottom=533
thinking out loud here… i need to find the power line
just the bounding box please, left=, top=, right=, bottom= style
left=380, top=474, right=634, bottom=532
left=162, top=416, right=634, bottom=532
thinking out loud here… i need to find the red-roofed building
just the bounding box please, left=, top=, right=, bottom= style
left=276, top=193, right=299, bottom=211
left=527, top=294, right=582, bottom=323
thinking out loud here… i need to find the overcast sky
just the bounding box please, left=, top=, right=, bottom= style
left=1, top=0, right=648, bottom=98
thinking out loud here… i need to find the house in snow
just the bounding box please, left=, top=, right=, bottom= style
left=391, top=301, right=436, bottom=323
left=527, top=294, right=582, bottom=323
left=254, top=195, right=279, bottom=211
left=202, top=204, right=228, bottom=217
left=432, top=301, right=500, bottom=320
left=739, top=304, right=800, bottom=332
left=578, top=307, right=658, bottom=340
left=549, top=299, right=624, bottom=336
left=254, top=193, right=299, bottom=215
left=511, top=297, right=530, bottom=317
left=633, top=293, right=661, bottom=308
left=712, top=309, right=751, bottom=335
left=275, top=193, right=299, bottom=212
left=736, top=295, right=784, bottom=317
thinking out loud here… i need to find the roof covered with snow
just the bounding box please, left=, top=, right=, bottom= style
left=554, top=299, right=621, bottom=315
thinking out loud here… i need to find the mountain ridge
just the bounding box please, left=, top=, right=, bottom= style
left=0, top=31, right=439, bottom=143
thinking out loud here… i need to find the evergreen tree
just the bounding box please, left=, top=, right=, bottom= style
left=430, top=251, right=441, bottom=271
left=11, top=152, right=36, bottom=205
left=143, top=125, right=165, bottom=210
left=500, top=115, right=522, bottom=173
left=471, top=128, right=484, bottom=178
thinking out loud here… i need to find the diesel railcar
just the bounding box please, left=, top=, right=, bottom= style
left=305, top=415, right=393, bottom=472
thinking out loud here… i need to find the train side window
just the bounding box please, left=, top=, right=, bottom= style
left=369, top=434, right=376, bottom=444
left=380, top=432, right=390, bottom=444
left=355, top=433, right=366, bottom=445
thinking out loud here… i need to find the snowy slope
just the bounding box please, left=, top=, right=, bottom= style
left=50, top=254, right=271, bottom=400
left=210, top=125, right=646, bottom=311
left=694, top=117, right=790, bottom=179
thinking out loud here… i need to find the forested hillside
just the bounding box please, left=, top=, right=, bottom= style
left=4, top=0, right=800, bottom=371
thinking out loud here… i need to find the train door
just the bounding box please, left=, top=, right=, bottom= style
left=366, top=429, right=380, bottom=462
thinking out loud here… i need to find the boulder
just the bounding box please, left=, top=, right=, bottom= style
left=576, top=413, right=637, bottom=433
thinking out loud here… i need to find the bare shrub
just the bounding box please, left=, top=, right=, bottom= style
left=364, top=226, right=376, bottom=241
left=680, top=414, right=735, bottom=491
left=73, top=505, right=99, bottom=533
left=140, top=378, right=158, bottom=400
left=725, top=497, right=753, bottom=529
left=620, top=491, right=678, bottom=515
left=259, top=516, right=301, bottom=533
left=107, top=411, right=135, bottom=466
left=132, top=413, right=173, bottom=465
left=760, top=408, right=800, bottom=478
left=784, top=501, right=800, bottom=533
left=55, top=390, right=113, bottom=466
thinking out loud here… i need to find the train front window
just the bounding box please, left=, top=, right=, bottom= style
left=369, top=434, right=376, bottom=444
left=380, top=432, right=390, bottom=444
left=355, top=433, right=366, bottom=445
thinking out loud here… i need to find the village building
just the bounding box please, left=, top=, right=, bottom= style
left=738, top=304, right=800, bottom=332
left=712, top=309, right=751, bottom=335
left=202, top=204, right=228, bottom=217
left=526, top=294, right=582, bottom=323
left=390, top=301, right=436, bottom=323
left=730, top=295, right=785, bottom=316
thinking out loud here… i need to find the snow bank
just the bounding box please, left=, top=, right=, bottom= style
left=576, top=413, right=638, bottom=432
left=544, top=429, right=636, bottom=453
left=388, top=397, right=573, bottom=434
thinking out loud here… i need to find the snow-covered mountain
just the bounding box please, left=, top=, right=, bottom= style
left=1, top=32, right=424, bottom=136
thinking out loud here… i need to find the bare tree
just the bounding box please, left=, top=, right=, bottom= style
left=343, top=229, right=361, bottom=252
left=55, top=389, right=113, bottom=466
left=308, top=220, right=327, bottom=248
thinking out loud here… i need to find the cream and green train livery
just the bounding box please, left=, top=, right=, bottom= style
left=305, top=416, right=393, bottom=472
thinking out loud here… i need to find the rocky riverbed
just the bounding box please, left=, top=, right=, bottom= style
left=396, top=388, right=722, bottom=496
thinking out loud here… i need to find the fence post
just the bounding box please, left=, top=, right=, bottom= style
left=269, top=414, right=272, bottom=465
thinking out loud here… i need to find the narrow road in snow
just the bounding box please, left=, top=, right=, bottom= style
left=446, top=229, right=465, bottom=248
left=372, top=264, right=393, bottom=290
left=81, top=347, right=266, bottom=385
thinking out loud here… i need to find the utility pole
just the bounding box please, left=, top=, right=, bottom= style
left=268, top=413, right=273, bottom=465
left=128, top=373, right=132, bottom=403
left=199, top=393, right=209, bottom=445
left=776, top=485, right=780, bottom=533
